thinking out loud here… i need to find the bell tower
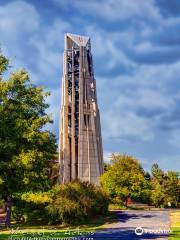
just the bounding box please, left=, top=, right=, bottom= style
left=59, top=33, right=103, bottom=185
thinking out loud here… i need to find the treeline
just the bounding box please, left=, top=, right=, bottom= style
left=101, top=154, right=180, bottom=208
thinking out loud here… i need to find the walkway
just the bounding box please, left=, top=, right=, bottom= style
left=86, top=210, right=170, bottom=240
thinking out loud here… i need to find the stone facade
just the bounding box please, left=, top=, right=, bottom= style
left=59, top=33, right=103, bottom=185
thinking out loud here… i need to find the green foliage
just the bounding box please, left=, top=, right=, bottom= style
left=12, top=192, right=52, bottom=224
left=11, top=181, right=109, bottom=225
left=0, top=52, right=57, bottom=198
left=0, top=51, right=57, bottom=226
left=0, top=198, right=4, bottom=208
left=46, top=181, right=109, bottom=224
left=100, top=154, right=151, bottom=205
left=151, top=164, right=180, bottom=208
left=151, top=163, right=164, bottom=179
left=101, top=157, right=179, bottom=208
left=0, top=54, right=9, bottom=74
left=20, top=192, right=52, bottom=204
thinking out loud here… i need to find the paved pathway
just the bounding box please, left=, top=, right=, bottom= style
left=85, top=210, right=170, bottom=240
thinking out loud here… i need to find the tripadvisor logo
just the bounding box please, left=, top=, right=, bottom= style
left=135, top=227, right=144, bottom=235
left=135, top=227, right=171, bottom=235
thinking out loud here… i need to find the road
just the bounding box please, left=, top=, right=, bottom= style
left=85, top=210, right=170, bottom=240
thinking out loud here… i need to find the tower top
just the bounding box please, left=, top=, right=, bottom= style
left=66, top=33, right=90, bottom=47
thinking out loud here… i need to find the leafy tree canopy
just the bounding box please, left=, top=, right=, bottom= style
left=151, top=164, right=180, bottom=207
left=100, top=154, right=151, bottom=205
left=0, top=52, right=57, bottom=225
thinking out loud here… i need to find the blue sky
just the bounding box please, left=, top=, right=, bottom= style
left=0, top=0, right=180, bottom=172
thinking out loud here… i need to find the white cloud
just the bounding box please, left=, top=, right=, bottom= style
left=0, top=0, right=71, bottom=88
left=28, top=18, right=72, bottom=84
left=46, top=87, right=61, bottom=135
left=85, top=26, right=136, bottom=71
left=53, top=0, right=161, bottom=22
left=98, top=59, right=180, bottom=143
left=169, top=130, right=180, bottom=148
left=133, top=89, right=174, bottom=110
left=114, top=89, right=174, bottom=114
left=0, top=0, right=69, bottom=137
left=110, top=61, right=180, bottom=90
left=0, top=0, right=39, bottom=63
left=135, top=40, right=179, bottom=54
left=0, top=0, right=39, bottom=34
left=103, top=151, right=112, bottom=163
left=155, top=154, right=180, bottom=172
left=135, top=42, right=154, bottom=53
left=102, top=108, right=154, bottom=142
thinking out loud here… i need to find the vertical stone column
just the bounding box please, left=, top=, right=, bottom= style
left=78, top=46, right=84, bottom=180
left=71, top=48, right=76, bottom=179
left=62, top=51, right=71, bottom=183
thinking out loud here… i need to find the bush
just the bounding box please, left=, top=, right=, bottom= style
left=46, top=180, right=109, bottom=224
left=12, top=181, right=109, bottom=225
left=12, top=193, right=51, bottom=224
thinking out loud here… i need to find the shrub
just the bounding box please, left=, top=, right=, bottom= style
left=12, top=181, right=109, bottom=225
left=46, top=180, right=109, bottom=224
left=12, top=192, right=51, bottom=224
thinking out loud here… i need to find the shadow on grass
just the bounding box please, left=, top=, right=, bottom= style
left=0, top=211, right=156, bottom=231
left=0, top=211, right=119, bottom=239
left=78, top=211, right=118, bottom=229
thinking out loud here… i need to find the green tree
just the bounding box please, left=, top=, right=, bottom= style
left=164, top=171, right=180, bottom=207
left=151, top=163, right=164, bottom=180
left=151, top=164, right=180, bottom=207
left=0, top=52, right=57, bottom=226
left=100, top=154, right=151, bottom=206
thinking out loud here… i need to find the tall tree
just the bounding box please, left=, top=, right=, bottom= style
left=151, top=163, right=164, bottom=180
left=0, top=52, right=57, bottom=226
left=100, top=154, right=151, bottom=206
left=151, top=164, right=180, bottom=207
left=165, top=171, right=179, bottom=207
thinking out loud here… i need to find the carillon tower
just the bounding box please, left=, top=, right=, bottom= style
left=59, top=33, right=103, bottom=185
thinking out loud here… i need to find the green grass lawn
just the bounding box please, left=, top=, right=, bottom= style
left=0, top=226, right=96, bottom=239
left=169, top=211, right=180, bottom=240
left=0, top=229, right=93, bottom=239
left=0, top=212, right=118, bottom=239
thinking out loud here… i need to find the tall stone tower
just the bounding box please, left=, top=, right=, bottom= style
left=59, top=33, right=103, bottom=185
